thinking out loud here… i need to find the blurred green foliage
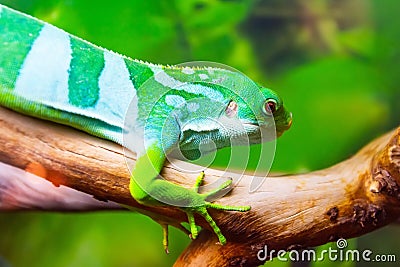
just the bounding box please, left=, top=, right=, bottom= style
left=0, top=0, right=398, bottom=266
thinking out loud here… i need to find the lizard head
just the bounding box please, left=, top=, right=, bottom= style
left=176, top=81, right=292, bottom=160
left=163, top=65, right=292, bottom=160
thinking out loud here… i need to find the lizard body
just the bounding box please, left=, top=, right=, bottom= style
left=0, top=4, right=292, bottom=249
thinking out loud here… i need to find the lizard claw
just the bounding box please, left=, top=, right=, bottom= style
left=161, top=223, right=169, bottom=254
left=157, top=220, right=192, bottom=253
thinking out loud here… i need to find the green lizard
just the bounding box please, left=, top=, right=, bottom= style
left=0, top=4, right=292, bottom=250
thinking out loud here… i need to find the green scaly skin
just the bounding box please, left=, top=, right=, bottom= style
left=0, top=4, right=292, bottom=251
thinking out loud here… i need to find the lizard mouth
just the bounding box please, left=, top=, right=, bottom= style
left=242, top=121, right=285, bottom=143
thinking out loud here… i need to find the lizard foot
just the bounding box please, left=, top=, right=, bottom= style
left=183, top=172, right=251, bottom=245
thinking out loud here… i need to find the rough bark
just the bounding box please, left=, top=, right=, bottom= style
left=0, top=106, right=398, bottom=266
left=0, top=161, right=123, bottom=211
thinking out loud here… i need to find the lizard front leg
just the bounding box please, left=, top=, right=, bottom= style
left=129, top=142, right=250, bottom=250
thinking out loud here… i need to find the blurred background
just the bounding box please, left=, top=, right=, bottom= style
left=0, top=0, right=398, bottom=266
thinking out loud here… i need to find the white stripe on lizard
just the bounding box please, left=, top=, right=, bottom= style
left=97, top=50, right=136, bottom=126
left=165, top=94, right=186, bottom=108
left=151, top=67, right=225, bottom=103
left=15, top=24, right=72, bottom=104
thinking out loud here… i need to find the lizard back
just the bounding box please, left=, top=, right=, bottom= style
left=0, top=4, right=150, bottom=144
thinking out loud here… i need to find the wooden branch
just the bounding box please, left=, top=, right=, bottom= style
left=0, top=161, right=124, bottom=211
left=0, top=106, right=399, bottom=266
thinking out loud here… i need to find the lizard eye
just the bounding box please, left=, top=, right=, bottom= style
left=225, top=100, right=238, bottom=117
left=262, top=99, right=277, bottom=116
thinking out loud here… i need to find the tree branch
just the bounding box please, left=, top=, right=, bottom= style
left=0, top=106, right=398, bottom=266
left=0, top=161, right=124, bottom=211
